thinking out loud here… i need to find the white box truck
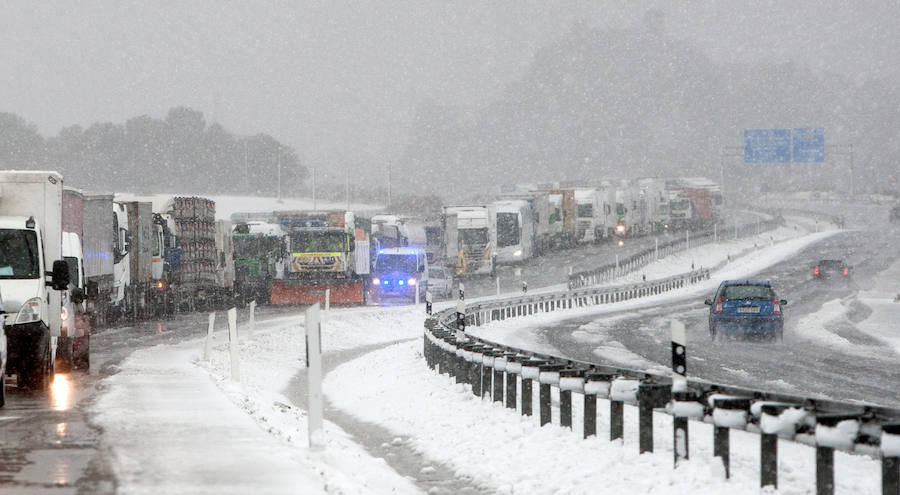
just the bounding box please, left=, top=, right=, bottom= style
left=0, top=171, right=70, bottom=390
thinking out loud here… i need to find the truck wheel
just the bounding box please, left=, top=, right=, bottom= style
left=56, top=336, right=74, bottom=373
left=74, top=335, right=91, bottom=370
left=26, top=346, right=53, bottom=390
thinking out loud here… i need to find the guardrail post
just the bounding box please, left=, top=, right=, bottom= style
left=816, top=446, right=834, bottom=495
left=637, top=383, right=671, bottom=453
left=760, top=403, right=790, bottom=489
left=492, top=351, right=506, bottom=403
left=469, top=344, right=483, bottom=397
left=584, top=372, right=613, bottom=439
left=521, top=359, right=544, bottom=417
left=712, top=397, right=750, bottom=479
left=672, top=390, right=702, bottom=465
left=559, top=368, right=585, bottom=430
left=539, top=364, right=564, bottom=427
left=480, top=348, right=495, bottom=400
left=882, top=424, right=900, bottom=495
left=505, top=354, right=522, bottom=410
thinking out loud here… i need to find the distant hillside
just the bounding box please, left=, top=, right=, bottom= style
left=397, top=19, right=900, bottom=199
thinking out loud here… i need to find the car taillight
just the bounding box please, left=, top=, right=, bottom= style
left=714, top=296, right=723, bottom=314
left=843, top=267, right=849, bottom=276
left=773, top=296, right=782, bottom=315
left=814, top=267, right=819, bottom=276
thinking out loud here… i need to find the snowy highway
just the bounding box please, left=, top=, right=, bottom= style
left=0, top=206, right=898, bottom=494
left=536, top=226, right=900, bottom=408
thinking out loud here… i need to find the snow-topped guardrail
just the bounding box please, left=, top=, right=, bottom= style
left=568, top=217, right=781, bottom=289
left=422, top=228, right=900, bottom=494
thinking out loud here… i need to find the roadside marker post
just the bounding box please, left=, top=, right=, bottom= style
left=425, top=290, right=432, bottom=315
left=204, top=312, right=215, bottom=361
left=227, top=307, right=239, bottom=381
left=671, top=320, right=689, bottom=465
left=305, top=303, right=325, bottom=450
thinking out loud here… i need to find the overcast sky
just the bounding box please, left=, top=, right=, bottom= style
left=2, top=1, right=897, bottom=185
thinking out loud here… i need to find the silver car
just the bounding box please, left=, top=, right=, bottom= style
left=425, top=266, right=454, bottom=298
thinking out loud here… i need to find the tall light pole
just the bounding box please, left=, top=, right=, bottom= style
left=387, top=162, right=392, bottom=210
left=345, top=167, right=350, bottom=210
left=312, top=166, right=317, bottom=210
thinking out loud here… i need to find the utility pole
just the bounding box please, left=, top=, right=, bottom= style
left=388, top=163, right=392, bottom=210
left=276, top=148, right=282, bottom=203
left=345, top=167, right=350, bottom=210
left=313, top=166, right=317, bottom=210
left=244, top=141, right=249, bottom=192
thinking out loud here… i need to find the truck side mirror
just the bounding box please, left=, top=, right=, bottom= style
left=49, top=259, right=70, bottom=291
left=71, top=287, right=86, bottom=304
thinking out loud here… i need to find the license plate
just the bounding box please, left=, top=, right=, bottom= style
left=737, top=306, right=760, bottom=314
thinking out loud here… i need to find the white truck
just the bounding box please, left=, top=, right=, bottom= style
left=441, top=205, right=494, bottom=276
left=574, top=186, right=615, bottom=242
left=490, top=199, right=535, bottom=264
left=0, top=171, right=71, bottom=390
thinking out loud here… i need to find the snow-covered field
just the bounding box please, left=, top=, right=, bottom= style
left=90, top=217, right=891, bottom=494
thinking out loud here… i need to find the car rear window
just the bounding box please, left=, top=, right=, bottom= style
left=723, top=285, right=774, bottom=301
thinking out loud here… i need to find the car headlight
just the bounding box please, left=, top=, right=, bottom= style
left=408, top=278, right=417, bottom=285
left=513, top=249, right=522, bottom=257
left=15, top=297, right=42, bottom=325
left=372, top=277, right=380, bottom=285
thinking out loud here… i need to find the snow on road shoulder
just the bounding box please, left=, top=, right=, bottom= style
left=91, top=305, right=427, bottom=495
left=325, top=339, right=881, bottom=494
left=855, top=256, right=900, bottom=354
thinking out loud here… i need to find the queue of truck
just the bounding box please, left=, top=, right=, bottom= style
left=432, top=177, right=724, bottom=277
left=0, top=169, right=724, bottom=406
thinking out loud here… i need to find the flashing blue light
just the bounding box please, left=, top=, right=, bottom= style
left=398, top=280, right=405, bottom=285
left=382, top=279, right=389, bottom=285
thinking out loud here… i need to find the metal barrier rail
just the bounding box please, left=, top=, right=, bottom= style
left=568, top=218, right=780, bottom=290
left=423, top=269, right=900, bottom=494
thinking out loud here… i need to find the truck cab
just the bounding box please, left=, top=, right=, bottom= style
left=0, top=171, right=70, bottom=390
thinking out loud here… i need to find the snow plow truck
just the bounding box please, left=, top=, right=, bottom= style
left=269, top=210, right=370, bottom=305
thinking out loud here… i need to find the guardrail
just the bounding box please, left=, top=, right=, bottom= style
left=423, top=258, right=900, bottom=494
left=568, top=218, right=781, bottom=290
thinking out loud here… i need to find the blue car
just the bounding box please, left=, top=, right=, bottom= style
left=705, top=280, right=787, bottom=342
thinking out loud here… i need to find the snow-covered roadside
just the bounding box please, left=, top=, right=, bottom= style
left=325, top=339, right=881, bottom=494
left=88, top=217, right=851, bottom=493
left=854, top=256, right=900, bottom=354
left=91, top=306, right=426, bottom=494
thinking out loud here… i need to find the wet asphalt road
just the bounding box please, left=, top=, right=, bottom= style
left=536, top=209, right=900, bottom=408
left=0, top=306, right=294, bottom=494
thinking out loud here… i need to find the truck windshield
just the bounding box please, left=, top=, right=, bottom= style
left=458, top=228, right=488, bottom=248
left=375, top=254, right=417, bottom=273
left=577, top=204, right=593, bottom=218
left=234, top=236, right=262, bottom=257
left=0, top=229, right=40, bottom=279
left=290, top=231, right=346, bottom=253
left=496, top=212, right=520, bottom=248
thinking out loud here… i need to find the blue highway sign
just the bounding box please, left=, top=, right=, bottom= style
left=744, top=129, right=792, bottom=163
left=791, top=127, right=825, bottom=162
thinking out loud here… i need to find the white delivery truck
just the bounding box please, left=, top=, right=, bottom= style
left=490, top=199, right=535, bottom=264
left=0, top=171, right=70, bottom=390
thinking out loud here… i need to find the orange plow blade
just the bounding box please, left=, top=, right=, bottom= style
left=270, top=279, right=365, bottom=305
